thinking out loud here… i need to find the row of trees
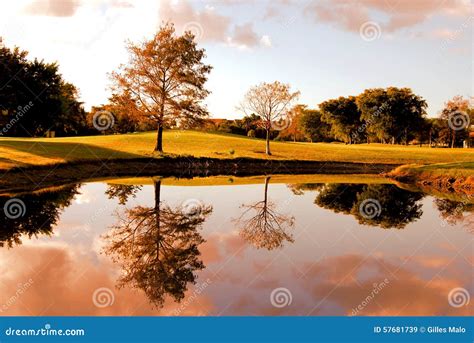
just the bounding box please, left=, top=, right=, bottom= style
left=1, top=25, right=472, bottom=154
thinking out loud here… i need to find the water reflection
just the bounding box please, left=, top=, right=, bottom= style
left=434, top=198, right=474, bottom=233
left=0, top=185, right=79, bottom=247
left=103, top=179, right=212, bottom=308
left=234, top=176, right=295, bottom=250
left=311, top=184, right=424, bottom=229
left=0, top=176, right=472, bottom=316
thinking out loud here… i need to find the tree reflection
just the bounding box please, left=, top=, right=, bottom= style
left=234, top=176, right=295, bottom=250
left=0, top=185, right=79, bottom=247
left=287, top=183, right=324, bottom=195
left=314, top=184, right=424, bottom=229
left=105, top=184, right=142, bottom=205
left=434, top=198, right=474, bottom=233
left=103, top=180, right=212, bottom=308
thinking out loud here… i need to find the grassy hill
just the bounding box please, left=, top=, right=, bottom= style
left=0, top=130, right=472, bottom=171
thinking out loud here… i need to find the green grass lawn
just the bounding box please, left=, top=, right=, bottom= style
left=0, top=130, right=472, bottom=171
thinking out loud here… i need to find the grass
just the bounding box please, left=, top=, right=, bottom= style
left=391, top=162, right=474, bottom=180
left=0, top=130, right=473, bottom=171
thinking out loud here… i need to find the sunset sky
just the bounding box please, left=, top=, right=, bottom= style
left=0, top=0, right=471, bottom=118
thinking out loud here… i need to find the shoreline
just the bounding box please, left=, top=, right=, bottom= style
left=387, top=167, right=474, bottom=196
left=0, top=157, right=397, bottom=194
left=1, top=156, right=471, bottom=198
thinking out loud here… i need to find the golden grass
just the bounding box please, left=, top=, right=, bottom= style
left=0, top=130, right=472, bottom=170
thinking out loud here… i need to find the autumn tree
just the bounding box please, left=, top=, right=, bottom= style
left=110, top=23, right=212, bottom=152
left=439, top=95, right=470, bottom=148
left=238, top=81, right=299, bottom=155
left=277, top=104, right=305, bottom=142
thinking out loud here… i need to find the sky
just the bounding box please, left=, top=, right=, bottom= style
left=0, top=0, right=472, bottom=118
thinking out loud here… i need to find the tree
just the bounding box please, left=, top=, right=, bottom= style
left=439, top=95, right=470, bottom=148
left=0, top=44, right=86, bottom=137
left=238, top=81, right=299, bottom=155
left=110, top=23, right=212, bottom=152
left=319, top=96, right=362, bottom=144
left=233, top=177, right=295, bottom=250
left=356, top=87, right=427, bottom=144
left=299, top=108, right=332, bottom=142
left=277, top=104, right=305, bottom=142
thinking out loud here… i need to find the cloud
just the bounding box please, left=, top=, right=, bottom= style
left=159, top=0, right=266, bottom=49
left=260, top=35, right=272, bottom=47
left=306, top=0, right=471, bottom=34
left=231, top=22, right=259, bottom=47
left=22, top=0, right=134, bottom=17
left=159, top=0, right=231, bottom=42
left=24, top=0, right=81, bottom=17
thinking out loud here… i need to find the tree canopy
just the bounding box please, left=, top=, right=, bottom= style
left=0, top=45, right=86, bottom=137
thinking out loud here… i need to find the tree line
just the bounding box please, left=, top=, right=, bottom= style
left=1, top=24, right=472, bottom=154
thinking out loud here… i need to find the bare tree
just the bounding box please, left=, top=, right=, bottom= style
left=110, top=23, right=212, bottom=152
left=234, top=177, right=295, bottom=250
left=238, top=81, right=299, bottom=155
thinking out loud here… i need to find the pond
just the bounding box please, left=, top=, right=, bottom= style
left=0, top=175, right=472, bottom=316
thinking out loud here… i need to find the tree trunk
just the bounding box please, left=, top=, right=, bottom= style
left=154, top=179, right=161, bottom=258
left=265, top=129, right=272, bottom=155
left=451, top=130, right=456, bottom=148
left=264, top=176, right=270, bottom=204
left=155, top=124, right=163, bottom=152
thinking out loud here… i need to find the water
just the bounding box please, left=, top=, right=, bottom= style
left=0, top=175, right=472, bottom=316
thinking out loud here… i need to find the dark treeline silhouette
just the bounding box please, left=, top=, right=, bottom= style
left=0, top=185, right=80, bottom=247
left=0, top=44, right=89, bottom=137
left=290, top=183, right=424, bottom=229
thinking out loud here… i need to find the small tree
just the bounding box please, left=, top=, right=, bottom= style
left=439, top=95, right=470, bottom=148
left=110, top=23, right=212, bottom=152
left=238, top=81, right=299, bottom=155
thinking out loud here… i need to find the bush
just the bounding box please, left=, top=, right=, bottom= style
left=247, top=129, right=256, bottom=138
